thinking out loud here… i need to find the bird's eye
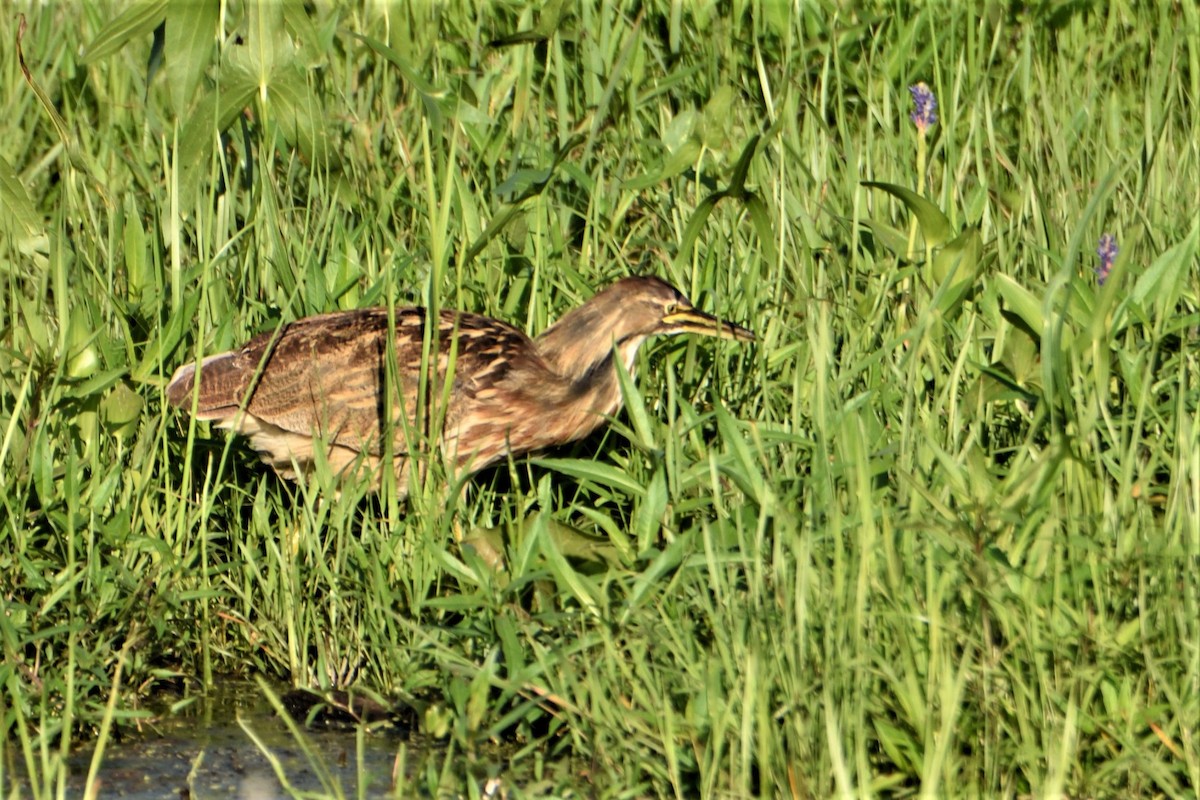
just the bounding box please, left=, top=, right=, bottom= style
left=664, top=302, right=679, bottom=315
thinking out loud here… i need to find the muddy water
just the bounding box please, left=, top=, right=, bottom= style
left=63, top=681, right=421, bottom=799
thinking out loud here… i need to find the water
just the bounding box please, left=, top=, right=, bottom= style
left=61, top=681, right=420, bottom=799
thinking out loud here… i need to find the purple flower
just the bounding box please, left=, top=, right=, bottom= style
left=1096, top=233, right=1118, bottom=285
left=909, top=82, right=938, bottom=133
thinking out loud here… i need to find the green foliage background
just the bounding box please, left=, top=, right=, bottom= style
left=1, top=1, right=1198, bottom=796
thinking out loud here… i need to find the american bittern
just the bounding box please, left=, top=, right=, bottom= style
left=166, top=276, right=753, bottom=495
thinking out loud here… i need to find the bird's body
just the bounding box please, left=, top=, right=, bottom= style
left=166, top=276, right=752, bottom=495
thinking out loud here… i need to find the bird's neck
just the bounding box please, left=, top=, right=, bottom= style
left=536, top=310, right=647, bottom=420
left=569, top=337, right=645, bottom=415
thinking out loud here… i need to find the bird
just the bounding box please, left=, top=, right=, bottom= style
left=165, top=275, right=754, bottom=496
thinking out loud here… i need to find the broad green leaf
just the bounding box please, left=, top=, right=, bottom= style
left=283, top=5, right=331, bottom=69
left=536, top=514, right=601, bottom=616
left=533, top=0, right=571, bottom=37
left=101, top=382, right=144, bottom=439
left=272, top=66, right=337, bottom=167
left=531, top=458, right=645, bottom=497
left=122, top=205, right=150, bottom=303
left=744, top=193, right=779, bottom=268
left=494, top=167, right=554, bottom=200
left=699, top=86, right=734, bottom=149
left=974, top=365, right=1040, bottom=405
left=458, top=526, right=507, bottom=573
left=0, top=155, right=42, bottom=239
left=19, top=294, right=53, bottom=353
left=1131, top=223, right=1198, bottom=309
left=994, top=273, right=1046, bottom=339
left=66, top=311, right=100, bottom=379
left=462, top=203, right=523, bottom=266
left=493, top=132, right=583, bottom=204
left=658, top=139, right=704, bottom=182
left=67, top=368, right=126, bottom=401
left=248, top=0, right=286, bottom=93
left=662, top=109, right=697, bottom=153
left=81, top=0, right=169, bottom=62
left=931, top=227, right=980, bottom=285
left=575, top=506, right=635, bottom=563
left=931, top=227, right=983, bottom=316
left=30, top=431, right=54, bottom=523
left=1001, top=327, right=1041, bottom=388
left=164, top=0, right=219, bottom=117
left=856, top=216, right=910, bottom=257
left=536, top=514, right=623, bottom=566
left=862, top=181, right=953, bottom=247
left=175, top=72, right=258, bottom=200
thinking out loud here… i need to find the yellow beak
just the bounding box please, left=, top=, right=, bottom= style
left=661, top=307, right=756, bottom=342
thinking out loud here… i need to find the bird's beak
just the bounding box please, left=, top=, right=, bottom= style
left=662, top=307, right=756, bottom=342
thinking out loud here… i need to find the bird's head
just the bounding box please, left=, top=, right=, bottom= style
left=630, top=276, right=756, bottom=342
left=536, top=275, right=754, bottom=377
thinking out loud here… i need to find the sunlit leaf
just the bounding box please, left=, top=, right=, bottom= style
left=81, top=0, right=169, bottom=62
left=532, top=458, right=645, bottom=497
left=995, top=273, right=1046, bottom=339
left=0, top=155, right=42, bottom=240
left=931, top=227, right=983, bottom=316
left=1131, top=223, right=1197, bottom=309
left=164, top=0, right=219, bottom=117
left=862, top=181, right=953, bottom=247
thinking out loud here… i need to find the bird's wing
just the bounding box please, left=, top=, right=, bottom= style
left=170, top=308, right=536, bottom=457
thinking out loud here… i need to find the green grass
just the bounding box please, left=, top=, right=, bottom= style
left=2, top=1, right=1199, bottom=797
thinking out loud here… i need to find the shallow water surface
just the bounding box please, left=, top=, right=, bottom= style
left=66, top=681, right=416, bottom=799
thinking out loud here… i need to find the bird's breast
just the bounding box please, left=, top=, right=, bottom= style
left=443, top=375, right=615, bottom=473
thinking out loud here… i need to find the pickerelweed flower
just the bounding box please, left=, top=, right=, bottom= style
left=909, top=82, right=938, bottom=133
left=1096, top=233, right=1118, bottom=285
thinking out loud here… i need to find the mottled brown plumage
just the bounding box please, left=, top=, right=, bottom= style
left=166, top=276, right=753, bottom=495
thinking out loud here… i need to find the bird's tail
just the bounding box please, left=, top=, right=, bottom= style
left=165, top=352, right=242, bottom=419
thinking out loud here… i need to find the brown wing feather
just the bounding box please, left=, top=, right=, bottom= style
left=166, top=308, right=535, bottom=459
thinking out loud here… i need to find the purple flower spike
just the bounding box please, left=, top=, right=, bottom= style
left=1095, top=233, right=1118, bottom=286
left=909, top=82, right=938, bottom=133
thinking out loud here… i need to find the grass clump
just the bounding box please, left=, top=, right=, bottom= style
left=2, top=1, right=1198, bottom=797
